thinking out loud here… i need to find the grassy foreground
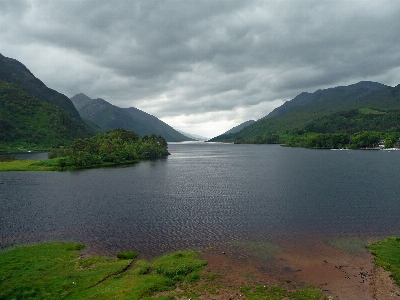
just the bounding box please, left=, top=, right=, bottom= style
left=0, top=242, right=325, bottom=300
left=367, top=237, right=400, bottom=285
left=0, top=242, right=206, bottom=299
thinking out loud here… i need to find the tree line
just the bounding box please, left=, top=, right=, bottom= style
left=48, top=128, right=170, bottom=168
left=232, top=108, right=400, bottom=149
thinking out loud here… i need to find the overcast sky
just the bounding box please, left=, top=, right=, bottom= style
left=1, top=0, right=400, bottom=138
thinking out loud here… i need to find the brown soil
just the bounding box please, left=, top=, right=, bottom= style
left=198, top=237, right=400, bottom=300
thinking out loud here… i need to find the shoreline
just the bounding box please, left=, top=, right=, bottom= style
left=199, top=236, right=400, bottom=299
left=1, top=237, right=399, bottom=299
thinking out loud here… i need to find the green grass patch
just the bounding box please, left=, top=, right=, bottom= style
left=0, top=157, right=141, bottom=171
left=0, top=159, right=59, bottom=171
left=0, top=242, right=207, bottom=300
left=152, top=251, right=207, bottom=281
left=117, top=251, right=139, bottom=260
left=367, top=237, right=400, bottom=285
left=0, top=242, right=325, bottom=299
left=0, top=242, right=129, bottom=299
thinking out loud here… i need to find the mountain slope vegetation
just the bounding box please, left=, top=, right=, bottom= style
left=223, top=120, right=256, bottom=134
left=71, top=93, right=193, bottom=142
left=210, top=81, right=400, bottom=147
left=0, top=82, right=92, bottom=151
left=0, top=53, right=94, bottom=151
left=0, top=53, right=82, bottom=121
left=208, top=120, right=256, bottom=142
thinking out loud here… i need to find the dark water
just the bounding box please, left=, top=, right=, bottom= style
left=1, top=143, right=400, bottom=255
left=0, top=152, right=48, bottom=160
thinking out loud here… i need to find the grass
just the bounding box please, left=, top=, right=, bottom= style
left=0, top=242, right=207, bottom=300
left=0, top=242, right=327, bottom=299
left=117, top=251, right=139, bottom=260
left=0, top=159, right=59, bottom=171
left=367, top=237, right=400, bottom=286
left=0, top=157, right=141, bottom=171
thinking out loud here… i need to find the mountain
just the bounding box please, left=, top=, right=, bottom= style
left=223, top=120, right=256, bottom=134
left=70, top=93, right=193, bottom=142
left=123, top=107, right=194, bottom=142
left=178, top=131, right=209, bottom=141
left=264, top=81, right=387, bottom=119
left=0, top=53, right=82, bottom=121
left=210, top=81, right=400, bottom=144
left=208, top=120, right=255, bottom=142
left=71, top=93, right=142, bottom=131
left=0, top=54, right=93, bottom=151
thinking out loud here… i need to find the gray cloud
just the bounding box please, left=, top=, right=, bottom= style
left=1, top=0, right=400, bottom=137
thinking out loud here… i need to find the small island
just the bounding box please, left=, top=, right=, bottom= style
left=0, top=128, right=170, bottom=171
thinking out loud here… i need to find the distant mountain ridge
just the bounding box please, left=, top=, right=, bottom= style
left=70, top=93, right=193, bottom=142
left=265, top=81, right=387, bottom=119
left=210, top=81, right=400, bottom=143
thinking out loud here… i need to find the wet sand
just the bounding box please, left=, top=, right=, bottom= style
left=199, top=236, right=400, bottom=299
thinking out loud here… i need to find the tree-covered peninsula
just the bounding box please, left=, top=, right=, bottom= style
left=46, top=128, right=170, bottom=169
left=1, top=129, right=170, bottom=171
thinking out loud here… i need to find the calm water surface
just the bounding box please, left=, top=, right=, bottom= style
left=1, top=143, right=399, bottom=255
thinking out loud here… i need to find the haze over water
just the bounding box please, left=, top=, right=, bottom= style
left=1, top=143, right=400, bottom=256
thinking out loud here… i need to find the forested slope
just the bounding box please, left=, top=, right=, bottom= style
left=210, top=82, right=400, bottom=148
left=0, top=54, right=94, bottom=151
left=0, top=82, right=92, bottom=151
left=0, top=53, right=82, bottom=121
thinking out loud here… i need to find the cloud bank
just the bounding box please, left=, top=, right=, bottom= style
left=1, top=0, right=400, bottom=137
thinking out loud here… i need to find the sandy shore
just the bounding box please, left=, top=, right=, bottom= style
left=69, top=234, right=400, bottom=299
left=199, top=237, right=400, bottom=299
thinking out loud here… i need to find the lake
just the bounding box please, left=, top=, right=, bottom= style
left=1, top=142, right=400, bottom=256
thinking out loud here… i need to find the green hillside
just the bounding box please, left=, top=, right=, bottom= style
left=265, top=81, right=387, bottom=119
left=287, top=108, right=400, bottom=149
left=208, top=120, right=255, bottom=142
left=71, top=93, right=193, bottom=142
left=0, top=53, right=95, bottom=151
left=210, top=82, right=400, bottom=147
left=0, top=82, right=93, bottom=151
left=0, top=53, right=82, bottom=121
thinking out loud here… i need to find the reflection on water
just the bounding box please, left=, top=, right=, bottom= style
left=1, top=143, right=400, bottom=256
